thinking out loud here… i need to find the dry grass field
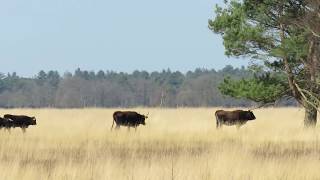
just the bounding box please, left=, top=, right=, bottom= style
left=0, top=108, right=320, bottom=180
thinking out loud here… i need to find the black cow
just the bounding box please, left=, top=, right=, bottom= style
left=0, top=117, right=13, bottom=130
left=215, top=110, right=256, bottom=129
left=3, top=114, right=37, bottom=132
left=111, top=111, right=148, bottom=131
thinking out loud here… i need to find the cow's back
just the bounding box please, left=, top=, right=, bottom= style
left=3, top=114, right=35, bottom=125
left=215, top=109, right=255, bottom=129
left=215, top=110, right=241, bottom=121
left=113, top=111, right=139, bottom=125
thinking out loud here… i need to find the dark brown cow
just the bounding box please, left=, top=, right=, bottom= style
left=111, top=111, right=148, bottom=131
left=0, top=117, right=13, bottom=131
left=215, top=110, right=256, bottom=129
left=3, top=114, right=37, bottom=132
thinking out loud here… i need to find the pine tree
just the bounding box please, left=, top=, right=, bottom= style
left=209, top=0, right=320, bottom=127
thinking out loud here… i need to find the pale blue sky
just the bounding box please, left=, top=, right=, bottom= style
left=0, top=0, right=248, bottom=77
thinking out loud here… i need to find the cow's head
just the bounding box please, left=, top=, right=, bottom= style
left=145, top=112, right=149, bottom=119
left=31, top=117, right=37, bottom=125
left=140, top=113, right=148, bottom=125
left=246, top=110, right=256, bottom=120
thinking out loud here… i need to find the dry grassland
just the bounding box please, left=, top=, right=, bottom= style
left=0, top=108, right=320, bottom=180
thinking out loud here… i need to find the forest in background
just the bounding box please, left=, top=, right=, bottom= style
left=0, top=65, right=294, bottom=108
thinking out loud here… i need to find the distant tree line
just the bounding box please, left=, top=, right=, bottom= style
left=0, top=65, right=291, bottom=108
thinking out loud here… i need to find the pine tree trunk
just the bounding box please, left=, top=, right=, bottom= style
left=303, top=38, right=318, bottom=128
left=304, top=102, right=317, bottom=127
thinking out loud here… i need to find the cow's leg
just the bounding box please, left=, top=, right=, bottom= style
left=216, top=120, right=220, bottom=129
left=21, top=127, right=26, bottom=133
left=236, top=122, right=245, bottom=130
left=127, top=126, right=130, bottom=132
left=135, top=126, right=137, bottom=132
left=115, top=125, right=120, bottom=130
left=6, top=128, right=11, bottom=133
left=110, top=120, right=115, bottom=131
left=216, top=118, right=223, bottom=129
left=215, top=114, right=220, bottom=129
left=3, top=127, right=10, bottom=132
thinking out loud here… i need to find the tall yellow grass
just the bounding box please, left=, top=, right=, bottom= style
left=0, top=108, right=319, bottom=180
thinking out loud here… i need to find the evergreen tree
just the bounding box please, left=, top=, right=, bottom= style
left=209, top=0, right=320, bottom=127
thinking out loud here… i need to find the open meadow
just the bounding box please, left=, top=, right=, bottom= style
left=0, top=108, right=320, bottom=180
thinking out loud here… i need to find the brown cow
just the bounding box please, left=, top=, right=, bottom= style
left=0, top=117, right=13, bottom=131
left=215, top=110, right=256, bottom=129
left=111, top=111, right=148, bottom=131
left=3, top=114, right=37, bottom=132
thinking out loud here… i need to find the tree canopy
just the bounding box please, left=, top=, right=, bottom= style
left=209, top=0, right=320, bottom=127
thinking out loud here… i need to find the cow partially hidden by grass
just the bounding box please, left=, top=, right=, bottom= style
left=111, top=111, right=148, bottom=131
left=0, top=117, right=13, bottom=131
left=215, top=110, right=256, bottom=129
left=0, top=114, right=37, bottom=132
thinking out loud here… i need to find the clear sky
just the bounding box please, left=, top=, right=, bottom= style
left=0, top=0, right=248, bottom=77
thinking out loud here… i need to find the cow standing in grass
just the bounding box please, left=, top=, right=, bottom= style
left=0, top=117, right=13, bottom=131
left=215, top=110, right=256, bottom=129
left=3, top=114, right=37, bottom=132
left=111, top=111, right=148, bottom=131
